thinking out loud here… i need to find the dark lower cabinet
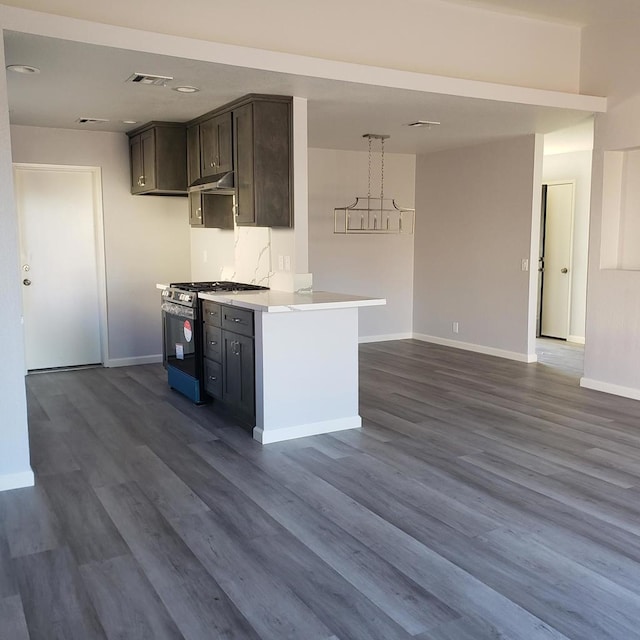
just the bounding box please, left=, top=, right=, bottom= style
left=222, top=331, right=255, bottom=417
left=202, top=301, right=255, bottom=427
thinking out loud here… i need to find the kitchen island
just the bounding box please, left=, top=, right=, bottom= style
left=198, top=289, right=385, bottom=443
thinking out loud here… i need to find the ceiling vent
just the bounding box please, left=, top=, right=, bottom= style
left=76, top=117, right=110, bottom=124
left=126, top=72, right=173, bottom=86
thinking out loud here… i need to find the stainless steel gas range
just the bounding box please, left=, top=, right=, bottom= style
left=161, top=281, right=268, bottom=403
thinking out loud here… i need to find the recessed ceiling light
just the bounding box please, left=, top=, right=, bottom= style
left=6, top=64, right=40, bottom=74
left=122, top=120, right=138, bottom=124
left=407, top=120, right=441, bottom=128
left=173, top=86, right=200, bottom=94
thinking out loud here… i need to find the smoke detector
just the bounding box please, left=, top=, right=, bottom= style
left=126, top=72, right=173, bottom=87
left=76, top=117, right=110, bottom=124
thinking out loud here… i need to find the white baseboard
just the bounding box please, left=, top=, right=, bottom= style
left=104, top=354, right=163, bottom=368
left=567, top=335, right=586, bottom=345
left=413, top=333, right=537, bottom=363
left=0, top=469, right=35, bottom=492
left=580, top=377, right=640, bottom=401
left=253, top=415, right=362, bottom=444
left=359, top=332, right=413, bottom=344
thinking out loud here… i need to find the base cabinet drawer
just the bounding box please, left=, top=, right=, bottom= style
left=202, top=301, right=222, bottom=326
left=204, top=358, right=223, bottom=399
left=221, top=306, right=254, bottom=337
left=204, top=325, right=222, bottom=361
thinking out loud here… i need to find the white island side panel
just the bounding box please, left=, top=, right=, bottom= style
left=254, top=307, right=361, bottom=443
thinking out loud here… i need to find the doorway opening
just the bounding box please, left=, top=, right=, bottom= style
left=536, top=119, right=593, bottom=375
left=14, top=163, right=108, bottom=372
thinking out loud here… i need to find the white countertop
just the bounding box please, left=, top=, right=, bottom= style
left=156, top=283, right=385, bottom=312
left=198, top=289, right=386, bottom=312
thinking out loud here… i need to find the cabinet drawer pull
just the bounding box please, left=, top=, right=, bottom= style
left=209, top=311, right=217, bottom=316
left=208, top=376, right=217, bottom=382
left=232, top=317, right=241, bottom=323
left=209, top=340, right=217, bottom=346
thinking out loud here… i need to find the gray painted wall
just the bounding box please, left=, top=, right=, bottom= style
left=308, top=148, right=415, bottom=339
left=413, top=135, right=539, bottom=358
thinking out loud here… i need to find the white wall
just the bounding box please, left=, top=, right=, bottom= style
left=413, top=136, right=540, bottom=361
left=0, top=43, right=32, bottom=490
left=578, top=19, right=640, bottom=398
left=2, top=0, right=581, bottom=93
left=308, top=148, right=415, bottom=340
left=542, top=149, right=592, bottom=341
left=10, top=125, right=191, bottom=363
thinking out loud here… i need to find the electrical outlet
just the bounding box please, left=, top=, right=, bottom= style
left=453, top=321, right=459, bottom=334
left=284, top=256, right=291, bottom=272
left=521, top=258, right=529, bottom=271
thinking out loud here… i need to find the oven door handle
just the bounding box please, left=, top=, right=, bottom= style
left=161, top=302, right=195, bottom=320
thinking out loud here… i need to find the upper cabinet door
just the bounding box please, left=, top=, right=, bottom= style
left=140, top=129, right=156, bottom=192
left=234, top=98, right=292, bottom=228
left=233, top=103, right=255, bottom=226
left=129, top=135, right=144, bottom=194
left=200, top=112, right=232, bottom=180
left=127, top=123, right=186, bottom=195
left=187, top=124, right=201, bottom=186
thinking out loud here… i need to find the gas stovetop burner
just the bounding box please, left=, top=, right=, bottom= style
left=170, top=281, right=269, bottom=292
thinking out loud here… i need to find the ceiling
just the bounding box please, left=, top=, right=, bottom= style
left=4, top=30, right=598, bottom=155
left=439, top=0, right=640, bottom=26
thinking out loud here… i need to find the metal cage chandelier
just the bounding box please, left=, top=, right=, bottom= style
left=333, top=134, right=415, bottom=235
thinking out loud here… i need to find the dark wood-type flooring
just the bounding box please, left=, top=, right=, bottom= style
left=3, top=338, right=640, bottom=639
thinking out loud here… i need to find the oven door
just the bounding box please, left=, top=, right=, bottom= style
left=161, top=301, right=199, bottom=378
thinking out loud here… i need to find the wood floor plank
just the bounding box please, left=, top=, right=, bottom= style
left=95, top=481, right=260, bottom=640
left=0, top=595, right=30, bottom=640
left=15, top=547, right=106, bottom=640
left=170, top=510, right=336, bottom=640
left=0, top=485, right=61, bottom=558
left=123, top=445, right=211, bottom=521
left=79, top=554, right=184, bottom=640
left=40, top=471, right=129, bottom=564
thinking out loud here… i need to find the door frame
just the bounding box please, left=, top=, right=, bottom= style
left=13, top=163, right=109, bottom=369
left=538, top=179, right=576, bottom=340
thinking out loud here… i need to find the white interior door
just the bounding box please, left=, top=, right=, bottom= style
left=15, top=165, right=103, bottom=370
left=541, top=182, right=574, bottom=339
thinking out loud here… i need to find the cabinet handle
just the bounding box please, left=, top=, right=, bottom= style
left=208, top=375, right=217, bottom=382
left=139, top=175, right=145, bottom=186
left=232, top=317, right=241, bottom=323
left=209, top=340, right=217, bottom=345
left=196, top=207, right=202, bottom=219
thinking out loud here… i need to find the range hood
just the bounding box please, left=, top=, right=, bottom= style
left=188, top=171, right=234, bottom=194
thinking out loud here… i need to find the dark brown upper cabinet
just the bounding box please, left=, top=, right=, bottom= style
left=127, top=122, right=187, bottom=195
left=233, top=97, right=292, bottom=228
left=186, top=123, right=201, bottom=186
left=188, top=192, right=234, bottom=229
left=199, top=112, right=233, bottom=181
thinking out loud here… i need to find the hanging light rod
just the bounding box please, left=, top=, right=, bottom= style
left=362, top=133, right=390, bottom=140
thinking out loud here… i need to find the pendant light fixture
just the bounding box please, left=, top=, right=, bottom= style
left=333, top=134, right=414, bottom=234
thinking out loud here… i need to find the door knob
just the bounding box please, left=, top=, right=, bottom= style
left=23, top=278, right=32, bottom=286
left=561, top=268, right=568, bottom=274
